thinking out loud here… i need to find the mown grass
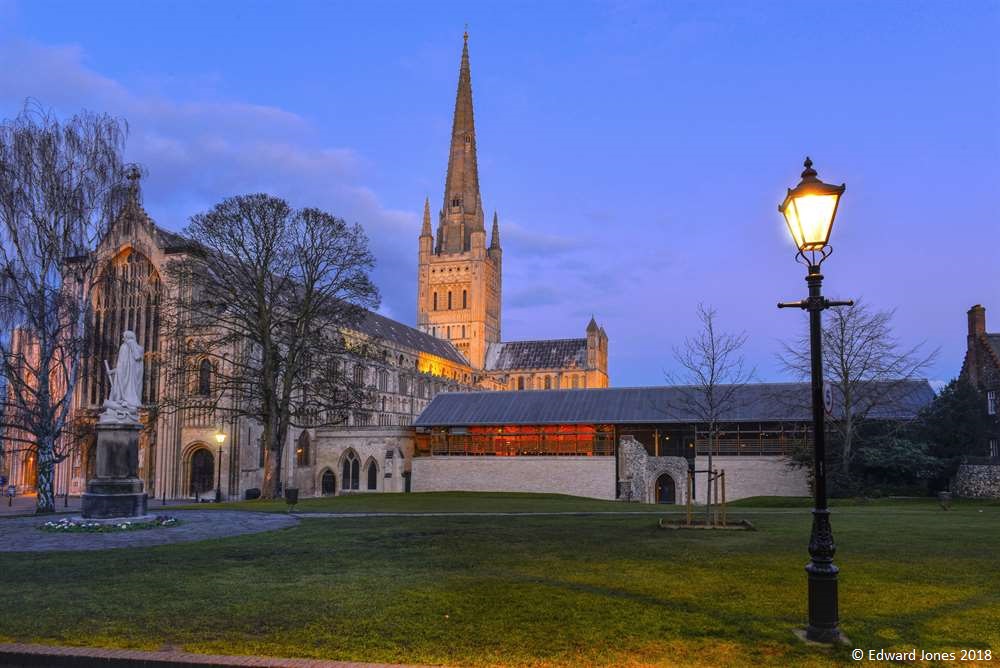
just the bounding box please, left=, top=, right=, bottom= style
left=1, top=494, right=997, bottom=667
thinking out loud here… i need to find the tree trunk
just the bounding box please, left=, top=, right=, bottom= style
left=35, top=437, right=56, bottom=514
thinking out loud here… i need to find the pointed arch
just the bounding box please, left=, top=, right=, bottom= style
left=319, top=468, right=336, bottom=496
left=341, top=449, right=360, bottom=491
left=296, top=431, right=311, bottom=467
left=365, top=457, right=379, bottom=491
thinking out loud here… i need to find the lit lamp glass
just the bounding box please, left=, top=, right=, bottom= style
left=214, top=430, right=227, bottom=445
left=779, top=157, right=846, bottom=251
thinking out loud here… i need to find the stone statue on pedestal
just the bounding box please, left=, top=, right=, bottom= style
left=82, top=330, right=149, bottom=519
left=100, top=330, right=143, bottom=424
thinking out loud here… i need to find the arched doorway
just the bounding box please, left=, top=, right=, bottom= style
left=655, top=473, right=676, bottom=504
left=320, top=469, right=336, bottom=496
left=189, top=448, right=214, bottom=498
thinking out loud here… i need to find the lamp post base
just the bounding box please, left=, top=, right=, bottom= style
left=793, top=628, right=851, bottom=646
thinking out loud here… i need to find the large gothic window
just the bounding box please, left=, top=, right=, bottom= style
left=342, top=451, right=360, bottom=490
left=86, top=249, right=162, bottom=407
left=366, top=459, right=378, bottom=490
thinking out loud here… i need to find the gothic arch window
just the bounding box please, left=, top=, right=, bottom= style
left=87, top=248, right=162, bottom=407
left=296, top=431, right=311, bottom=467
left=353, top=364, right=365, bottom=386
left=197, top=359, right=212, bottom=396
left=381, top=396, right=387, bottom=412
left=462, top=290, right=467, bottom=309
left=342, top=450, right=360, bottom=490
left=366, top=458, right=378, bottom=490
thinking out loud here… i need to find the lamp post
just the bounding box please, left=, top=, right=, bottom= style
left=777, top=157, right=852, bottom=644
left=214, top=428, right=227, bottom=503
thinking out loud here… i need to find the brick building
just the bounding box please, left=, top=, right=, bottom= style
left=960, top=304, right=1000, bottom=458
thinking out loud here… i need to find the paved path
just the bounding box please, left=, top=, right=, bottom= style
left=0, top=510, right=298, bottom=552
left=0, top=642, right=433, bottom=667
left=0, top=493, right=193, bottom=517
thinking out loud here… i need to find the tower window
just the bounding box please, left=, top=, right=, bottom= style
left=433, top=292, right=438, bottom=311
left=462, top=290, right=467, bottom=308
left=452, top=198, right=462, bottom=208
left=448, top=291, right=453, bottom=309
left=988, top=390, right=997, bottom=416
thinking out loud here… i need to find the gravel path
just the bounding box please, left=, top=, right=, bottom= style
left=0, top=510, right=298, bottom=552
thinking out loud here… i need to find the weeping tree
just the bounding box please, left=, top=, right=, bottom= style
left=779, top=300, right=937, bottom=477
left=162, top=194, right=379, bottom=499
left=666, top=304, right=754, bottom=521
left=0, top=103, right=130, bottom=513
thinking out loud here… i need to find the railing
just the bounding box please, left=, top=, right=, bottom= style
left=694, top=437, right=808, bottom=456
left=428, top=435, right=614, bottom=457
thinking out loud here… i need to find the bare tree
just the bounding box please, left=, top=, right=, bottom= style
left=0, top=103, right=129, bottom=513
left=667, top=304, right=755, bottom=521
left=162, top=194, right=379, bottom=499
left=779, top=300, right=937, bottom=475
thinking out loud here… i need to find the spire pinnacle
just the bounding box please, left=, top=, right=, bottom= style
left=421, top=197, right=432, bottom=237
left=490, top=211, right=500, bottom=249
left=439, top=31, right=483, bottom=253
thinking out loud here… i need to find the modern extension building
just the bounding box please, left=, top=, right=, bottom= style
left=412, top=381, right=935, bottom=502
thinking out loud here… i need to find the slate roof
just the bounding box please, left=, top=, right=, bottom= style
left=986, top=334, right=1000, bottom=365
left=485, top=339, right=587, bottom=371
left=353, top=310, right=469, bottom=366
left=414, top=380, right=936, bottom=426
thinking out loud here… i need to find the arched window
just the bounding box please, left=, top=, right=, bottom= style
left=447, top=291, right=453, bottom=310
left=296, top=431, right=311, bottom=467
left=342, top=451, right=360, bottom=490
left=518, top=377, right=525, bottom=391
left=87, top=248, right=162, bottom=406
left=197, top=359, right=212, bottom=395
left=544, top=376, right=552, bottom=390
left=381, top=396, right=386, bottom=412
left=353, top=365, right=365, bottom=386
left=433, top=292, right=438, bottom=310
left=367, top=459, right=378, bottom=490
left=462, top=290, right=467, bottom=308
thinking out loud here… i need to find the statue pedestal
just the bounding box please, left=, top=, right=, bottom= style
left=82, top=421, right=147, bottom=519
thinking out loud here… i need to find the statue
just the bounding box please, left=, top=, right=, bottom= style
left=100, top=330, right=144, bottom=424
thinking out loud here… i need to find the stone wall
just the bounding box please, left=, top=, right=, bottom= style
left=953, top=463, right=1000, bottom=498
left=692, top=455, right=809, bottom=503
left=412, top=456, right=616, bottom=499
left=617, top=436, right=689, bottom=504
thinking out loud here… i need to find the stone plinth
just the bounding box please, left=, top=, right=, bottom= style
left=82, top=421, right=147, bottom=519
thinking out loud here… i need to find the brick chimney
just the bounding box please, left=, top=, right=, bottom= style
left=969, top=304, right=986, bottom=337
left=967, top=305, right=987, bottom=386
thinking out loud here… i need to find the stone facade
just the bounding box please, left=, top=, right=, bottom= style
left=953, top=463, right=1000, bottom=498
left=692, top=456, right=809, bottom=503
left=617, top=436, right=689, bottom=504
left=411, top=455, right=616, bottom=499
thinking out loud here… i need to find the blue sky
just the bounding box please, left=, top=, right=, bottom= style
left=1, top=0, right=997, bottom=387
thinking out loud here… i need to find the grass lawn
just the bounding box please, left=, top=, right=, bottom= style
left=1, top=493, right=997, bottom=667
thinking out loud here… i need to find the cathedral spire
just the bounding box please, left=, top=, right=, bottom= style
left=421, top=196, right=432, bottom=237
left=490, top=211, right=500, bottom=249
left=439, top=30, right=483, bottom=253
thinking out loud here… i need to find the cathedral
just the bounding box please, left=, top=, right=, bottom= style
left=0, top=33, right=609, bottom=501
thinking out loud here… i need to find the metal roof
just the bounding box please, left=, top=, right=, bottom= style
left=484, top=338, right=587, bottom=371
left=413, top=380, right=936, bottom=426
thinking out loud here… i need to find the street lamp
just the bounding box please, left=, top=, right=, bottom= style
left=214, top=428, right=227, bottom=503
left=777, top=157, right=852, bottom=644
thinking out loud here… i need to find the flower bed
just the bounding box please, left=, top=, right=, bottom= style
left=39, top=516, right=180, bottom=533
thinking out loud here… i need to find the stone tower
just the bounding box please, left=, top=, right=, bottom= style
left=417, top=32, right=501, bottom=369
